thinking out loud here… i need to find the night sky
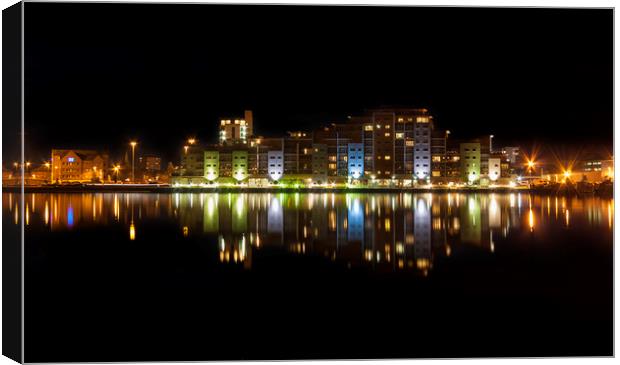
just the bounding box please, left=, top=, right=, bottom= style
left=14, top=3, right=613, bottom=165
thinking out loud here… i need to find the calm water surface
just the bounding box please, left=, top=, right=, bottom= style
left=5, top=192, right=613, bottom=361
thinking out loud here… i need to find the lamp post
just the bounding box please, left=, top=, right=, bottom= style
left=255, top=139, right=261, bottom=175
left=113, top=165, right=120, bottom=182
left=130, top=141, right=137, bottom=183
left=490, top=134, right=494, bottom=154
left=44, top=162, right=50, bottom=183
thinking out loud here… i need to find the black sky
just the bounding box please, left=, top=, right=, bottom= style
left=18, top=3, right=613, bottom=164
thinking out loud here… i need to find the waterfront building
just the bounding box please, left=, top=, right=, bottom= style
left=283, top=131, right=313, bottom=177
left=313, top=107, right=434, bottom=184
left=140, top=155, right=161, bottom=172
left=51, top=149, right=109, bottom=183
left=204, top=150, right=220, bottom=181
left=232, top=150, right=249, bottom=181
left=347, top=143, right=364, bottom=179
left=413, top=113, right=433, bottom=182
left=460, top=142, right=481, bottom=183
left=431, top=130, right=448, bottom=181
left=488, top=157, right=501, bottom=181
left=180, top=144, right=205, bottom=177
left=267, top=150, right=284, bottom=181
left=311, top=143, right=328, bottom=183
left=219, top=110, right=254, bottom=145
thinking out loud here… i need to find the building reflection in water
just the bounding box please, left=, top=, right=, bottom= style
left=5, top=192, right=614, bottom=276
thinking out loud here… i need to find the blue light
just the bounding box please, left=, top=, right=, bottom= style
left=68, top=157, right=75, bottom=162
left=67, top=206, right=74, bottom=227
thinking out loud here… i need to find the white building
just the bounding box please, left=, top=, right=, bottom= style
left=347, top=143, right=364, bottom=179
left=488, top=157, right=501, bottom=181
left=267, top=150, right=284, bottom=181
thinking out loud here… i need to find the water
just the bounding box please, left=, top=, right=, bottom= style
left=5, top=192, right=613, bottom=361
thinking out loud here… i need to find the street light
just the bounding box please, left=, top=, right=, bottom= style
left=188, top=138, right=196, bottom=145
left=130, top=141, right=137, bottom=183
left=490, top=135, right=494, bottom=154
left=113, top=165, right=121, bottom=182
left=255, top=139, right=261, bottom=175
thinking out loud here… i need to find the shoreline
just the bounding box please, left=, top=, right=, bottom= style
left=1, top=184, right=611, bottom=196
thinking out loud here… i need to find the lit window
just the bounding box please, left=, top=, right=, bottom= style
left=384, top=155, right=391, bottom=160
left=406, top=141, right=414, bottom=147
left=416, top=117, right=429, bottom=123
left=432, top=156, right=441, bottom=162
left=395, top=133, right=404, bottom=139
left=384, top=133, right=391, bottom=137
left=365, top=125, right=373, bottom=131
left=385, top=124, right=390, bottom=129
left=376, top=124, right=381, bottom=129
left=329, top=163, right=336, bottom=169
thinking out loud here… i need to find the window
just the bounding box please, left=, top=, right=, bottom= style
left=365, top=125, right=373, bottom=131
left=432, top=156, right=441, bottom=162
left=384, top=155, right=391, bottom=160
left=395, top=132, right=404, bottom=139
left=406, top=141, right=414, bottom=147
left=384, top=133, right=391, bottom=137
left=385, top=124, right=390, bottom=129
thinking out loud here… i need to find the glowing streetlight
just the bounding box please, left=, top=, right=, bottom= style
left=188, top=138, right=196, bottom=145
left=130, top=141, right=137, bottom=182
left=183, top=145, right=189, bottom=154
left=113, top=165, right=121, bottom=182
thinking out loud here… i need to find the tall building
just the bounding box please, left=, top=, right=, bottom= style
left=347, top=143, right=364, bottom=179
left=460, top=142, right=481, bottom=183
left=413, top=113, right=433, bottom=182
left=267, top=150, right=284, bottom=181
left=219, top=110, right=254, bottom=145
left=204, top=150, right=220, bottom=181
left=313, top=107, right=434, bottom=183
left=311, top=143, right=328, bottom=182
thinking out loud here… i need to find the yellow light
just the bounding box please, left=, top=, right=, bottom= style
left=527, top=161, right=535, bottom=169
left=130, top=141, right=137, bottom=148
left=188, top=138, right=196, bottom=145
left=564, top=170, right=571, bottom=179
left=528, top=209, right=534, bottom=232
left=129, top=222, right=136, bottom=240
left=44, top=162, right=50, bottom=168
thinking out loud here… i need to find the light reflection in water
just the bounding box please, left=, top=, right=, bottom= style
left=6, top=193, right=613, bottom=275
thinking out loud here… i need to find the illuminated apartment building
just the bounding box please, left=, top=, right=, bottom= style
left=460, top=142, right=481, bottom=183
left=219, top=110, right=254, bottom=145
left=50, top=149, right=109, bottom=182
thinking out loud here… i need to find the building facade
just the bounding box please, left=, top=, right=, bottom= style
left=460, top=142, right=481, bottom=183
left=51, top=149, right=109, bottom=182
left=347, top=143, right=364, bottom=179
